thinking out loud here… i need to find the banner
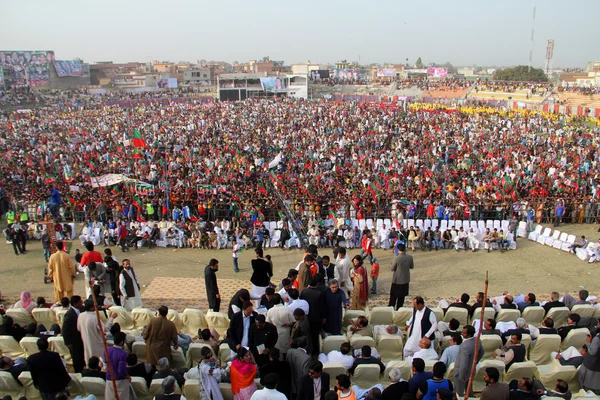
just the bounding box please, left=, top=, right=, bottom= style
left=310, top=70, right=330, bottom=80
left=197, top=184, right=226, bottom=194
left=427, top=67, right=448, bottom=78
left=156, top=78, right=178, bottom=89
left=90, top=174, right=135, bottom=187
left=0, top=66, right=3, bottom=88
left=331, top=69, right=366, bottom=81
left=134, top=182, right=155, bottom=196
left=376, top=68, right=397, bottom=77
left=0, top=50, right=54, bottom=86
left=53, top=60, right=84, bottom=77
left=259, top=77, right=286, bottom=92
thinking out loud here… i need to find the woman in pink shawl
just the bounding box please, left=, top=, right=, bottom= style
left=230, top=347, right=257, bottom=400
left=13, top=291, right=35, bottom=314
left=349, top=255, right=369, bottom=309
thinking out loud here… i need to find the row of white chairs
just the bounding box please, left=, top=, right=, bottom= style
left=525, top=224, right=594, bottom=255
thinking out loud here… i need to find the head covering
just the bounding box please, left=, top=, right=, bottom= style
left=20, top=291, right=32, bottom=309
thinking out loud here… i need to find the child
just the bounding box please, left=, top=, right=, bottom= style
left=370, top=261, right=379, bottom=295
left=232, top=241, right=241, bottom=272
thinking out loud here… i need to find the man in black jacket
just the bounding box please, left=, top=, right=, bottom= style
left=349, top=346, right=385, bottom=375
left=300, top=276, right=326, bottom=355
left=543, top=292, right=566, bottom=314
left=260, top=348, right=292, bottom=398
left=27, top=338, right=71, bottom=398
left=228, top=301, right=257, bottom=352
left=204, top=258, right=220, bottom=312
left=297, top=361, right=330, bottom=400
left=251, top=247, right=273, bottom=307
left=251, top=314, right=278, bottom=367
left=62, top=295, right=85, bottom=372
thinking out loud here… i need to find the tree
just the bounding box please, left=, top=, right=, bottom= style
left=492, top=65, right=548, bottom=82
left=415, top=57, right=423, bottom=69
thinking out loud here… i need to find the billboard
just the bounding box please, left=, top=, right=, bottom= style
left=0, top=66, right=4, bottom=88
left=156, top=78, right=178, bottom=89
left=259, top=77, right=286, bottom=92
left=0, top=50, right=54, bottom=86
left=53, top=60, right=84, bottom=77
left=427, top=67, right=448, bottom=78
left=310, top=70, right=330, bottom=80
left=332, top=69, right=359, bottom=81
left=376, top=68, right=397, bottom=77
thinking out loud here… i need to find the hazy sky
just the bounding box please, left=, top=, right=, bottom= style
left=2, top=0, right=598, bottom=68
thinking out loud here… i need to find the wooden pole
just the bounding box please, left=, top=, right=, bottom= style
left=89, top=284, right=120, bottom=400
left=465, top=270, right=489, bottom=400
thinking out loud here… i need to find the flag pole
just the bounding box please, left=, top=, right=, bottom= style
left=465, top=270, right=488, bottom=400
left=89, top=284, right=120, bottom=400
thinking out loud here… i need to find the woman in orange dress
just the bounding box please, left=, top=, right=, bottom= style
left=230, top=347, right=257, bottom=400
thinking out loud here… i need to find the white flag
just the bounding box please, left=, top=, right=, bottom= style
left=268, top=152, right=283, bottom=170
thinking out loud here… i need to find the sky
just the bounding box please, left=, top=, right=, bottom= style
left=1, top=0, right=598, bottom=68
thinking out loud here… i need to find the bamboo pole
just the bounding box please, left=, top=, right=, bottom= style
left=464, top=271, right=489, bottom=400
left=89, top=284, right=120, bottom=400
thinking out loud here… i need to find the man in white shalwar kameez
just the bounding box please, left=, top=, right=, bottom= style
left=119, top=259, right=143, bottom=311
left=266, top=296, right=295, bottom=358
left=404, top=296, right=437, bottom=357
left=77, top=299, right=117, bottom=363
left=334, top=248, right=353, bottom=297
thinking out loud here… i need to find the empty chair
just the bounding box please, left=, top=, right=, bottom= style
left=528, top=225, right=543, bottom=241
left=552, top=232, right=569, bottom=249
left=353, top=364, right=382, bottom=389
left=479, top=335, right=503, bottom=360
left=6, top=308, right=35, bottom=327
left=444, top=307, right=469, bottom=327
left=322, top=363, right=347, bottom=389
left=80, top=377, right=106, bottom=399
left=529, top=334, right=561, bottom=365
left=545, top=230, right=561, bottom=246
left=131, top=376, right=153, bottom=400
left=537, top=228, right=552, bottom=245
left=537, top=364, right=578, bottom=389
left=17, top=371, right=41, bottom=400
left=472, top=359, right=505, bottom=392
left=205, top=311, right=230, bottom=337
left=183, top=379, right=201, bottom=400
left=366, top=219, right=374, bottom=230
left=132, top=308, right=155, bottom=330
left=181, top=308, right=209, bottom=336
left=560, top=235, right=576, bottom=252
left=496, top=309, right=520, bottom=323
left=322, top=335, right=347, bottom=354
left=132, top=341, right=147, bottom=363
left=377, top=336, right=403, bottom=363
left=393, top=307, right=413, bottom=330
left=167, top=309, right=184, bottom=331
left=503, top=361, right=539, bottom=383
left=67, top=373, right=86, bottom=397
left=32, top=308, right=58, bottom=328
left=0, top=335, right=26, bottom=358
left=19, top=337, right=41, bottom=357
left=350, top=336, right=375, bottom=350
left=472, top=307, right=495, bottom=323
left=109, top=305, right=136, bottom=331
left=0, top=371, right=25, bottom=398
left=517, top=221, right=528, bottom=238
left=546, top=307, right=570, bottom=328
left=369, top=307, right=394, bottom=326
left=560, top=328, right=590, bottom=351
left=440, top=220, right=448, bottom=231
left=570, top=304, right=595, bottom=318
left=522, top=306, right=545, bottom=327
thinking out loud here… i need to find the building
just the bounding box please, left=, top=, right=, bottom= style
left=585, top=61, right=600, bottom=73
left=113, top=75, right=157, bottom=89
left=90, top=62, right=146, bottom=86
left=152, top=60, right=175, bottom=74
left=183, top=67, right=215, bottom=86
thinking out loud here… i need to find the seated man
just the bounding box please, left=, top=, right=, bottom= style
left=569, top=235, right=587, bottom=254
left=538, top=318, right=558, bottom=335
left=347, top=316, right=373, bottom=339
left=516, top=293, right=539, bottom=312
left=538, top=378, right=571, bottom=400
left=482, top=319, right=504, bottom=338
left=194, top=328, right=220, bottom=354
left=318, top=341, right=355, bottom=370
left=493, top=333, right=526, bottom=371
left=437, top=318, right=460, bottom=337
left=373, top=324, right=404, bottom=343
left=440, top=333, right=461, bottom=367
left=127, top=353, right=156, bottom=387
left=408, top=337, right=439, bottom=363
left=467, top=228, right=480, bottom=252
left=543, top=292, right=566, bottom=314
left=82, top=356, right=106, bottom=379
left=503, top=318, right=531, bottom=340
left=349, top=345, right=384, bottom=375
left=492, top=293, right=518, bottom=313
left=0, top=355, right=28, bottom=382
left=562, top=289, right=591, bottom=309
left=442, top=293, right=472, bottom=315
left=408, top=358, right=434, bottom=396
left=552, top=345, right=587, bottom=368
left=153, top=357, right=185, bottom=389
left=557, top=314, right=580, bottom=341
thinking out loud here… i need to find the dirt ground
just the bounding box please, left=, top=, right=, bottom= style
left=0, top=222, right=597, bottom=309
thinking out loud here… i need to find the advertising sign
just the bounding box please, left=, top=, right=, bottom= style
left=427, top=67, right=448, bottom=78
left=376, top=68, right=397, bottom=77
left=53, top=60, right=84, bottom=77
left=0, top=50, right=54, bottom=86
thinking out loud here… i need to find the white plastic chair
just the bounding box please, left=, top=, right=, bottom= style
left=17, top=371, right=41, bottom=400
left=537, top=364, right=577, bottom=390
left=517, top=221, right=527, bottom=238
left=552, top=232, right=568, bottom=249
left=560, top=328, right=590, bottom=351
left=503, top=361, right=539, bottom=383
left=32, top=308, right=58, bottom=328
left=19, top=337, right=41, bottom=357
left=0, top=335, right=26, bottom=358
left=80, top=377, right=107, bottom=399
left=132, top=341, right=147, bottom=363
left=493, top=220, right=501, bottom=230
left=5, top=308, right=35, bottom=327
left=1, top=371, right=25, bottom=398
left=571, top=304, right=595, bottom=318
left=528, top=225, right=543, bottom=241
left=445, top=307, right=469, bottom=326
left=486, top=220, right=494, bottom=230
left=366, top=219, right=374, bottom=230
left=522, top=306, right=545, bottom=327
left=131, top=376, right=153, bottom=400
left=369, top=307, right=394, bottom=326
left=454, top=220, right=462, bottom=230
left=560, top=235, right=576, bottom=252
left=376, top=219, right=384, bottom=230
left=546, top=307, right=570, bottom=328
left=132, top=308, right=155, bottom=330
left=183, top=379, right=201, bottom=400
left=537, top=228, right=552, bottom=245
left=377, top=336, right=403, bottom=363
left=109, top=305, right=136, bottom=331
left=472, top=360, right=505, bottom=392
left=181, top=308, right=209, bottom=336
left=529, top=334, right=561, bottom=365
left=440, top=220, right=448, bottom=232
left=416, top=219, right=424, bottom=230
left=353, top=364, right=382, bottom=389
left=350, top=336, right=375, bottom=349
left=545, top=230, right=561, bottom=246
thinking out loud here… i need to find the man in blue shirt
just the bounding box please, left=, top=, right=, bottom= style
left=408, top=358, right=433, bottom=396
left=48, top=187, right=61, bottom=218
left=554, top=201, right=564, bottom=227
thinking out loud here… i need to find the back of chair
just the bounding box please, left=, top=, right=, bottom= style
left=383, top=360, right=412, bottom=383
left=181, top=308, right=209, bottom=336
left=183, top=378, right=201, bottom=400
left=6, top=308, right=35, bottom=327
left=109, top=305, right=136, bottom=331
left=376, top=336, right=403, bottom=363
left=322, top=363, right=347, bottom=388
left=322, top=335, right=347, bottom=354
left=0, top=371, right=25, bottom=398
left=19, top=337, right=41, bottom=357
left=503, top=361, right=539, bottom=383
left=529, top=334, right=561, bottom=365
left=496, top=309, right=520, bottom=323
left=32, top=308, right=58, bottom=327
left=522, top=306, right=545, bottom=327
left=132, top=341, right=147, bottom=363
left=472, top=307, right=495, bottom=323
left=560, top=328, right=590, bottom=352
left=167, top=309, right=184, bottom=331
left=132, top=308, right=155, bottom=330
left=546, top=307, right=570, bottom=328
left=80, top=377, right=107, bottom=399
left=150, top=379, right=182, bottom=396
left=206, top=311, right=230, bottom=337
left=570, top=304, right=594, bottom=318
left=352, top=364, right=382, bottom=389
left=444, top=307, right=468, bottom=326
left=369, top=307, right=394, bottom=326
left=392, top=308, right=413, bottom=330
left=0, top=335, right=25, bottom=358
left=350, top=335, right=375, bottom=350
left=130, top=376, right=152, bottom=400
left=479, top=335, right=503, bottom=360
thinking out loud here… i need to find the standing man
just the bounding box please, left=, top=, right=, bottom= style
left=119, top=259, right=142, bottom=311
left=47, top=241, right=76, bottom=303
left=105, top=332, right=136, bottom=399
left=404, top=296, right=437, bottom=357
left=296, top=361, right=330, bottom=400
left=27, top=338, right=72, bottom=399
left=62, top=295, right=85, bottom=373
left=78, top=299, right=117, bottom=363
left=334, top=247, right=352, bottom=297
left=322, top=279, right=348, bottom=336
left=300, top=277, right=325, bottom=355
left=228, top=301, right=257, bottom=352
left=143, top=305, right=179, bottom=366
left=454, top=325, right=485, bottom=397
left=554, top=201, right=564, bottom=227
left=205, top=258, right=220, bottom=312
left=251, top=248, right=272, bottom=307
left=389, top=244, right=413, bottom=310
